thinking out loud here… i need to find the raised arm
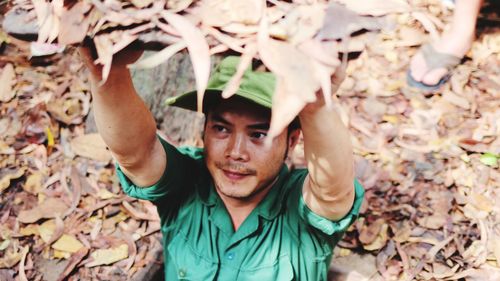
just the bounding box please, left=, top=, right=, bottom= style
left=79, top=46, right=166, bottom=187
left=299, top=95, right=355, bottom=221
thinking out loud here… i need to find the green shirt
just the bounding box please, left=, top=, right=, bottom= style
left=116, top=138, right=364, bottom=281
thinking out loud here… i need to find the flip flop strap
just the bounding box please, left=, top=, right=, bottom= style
left=421, top=44, right=462, bottom=72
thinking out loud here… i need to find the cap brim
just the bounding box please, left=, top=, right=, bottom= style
left=165, top=89, right=273, bottom=112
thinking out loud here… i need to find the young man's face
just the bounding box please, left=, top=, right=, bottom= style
left=203, top=97, right=298, bottom=201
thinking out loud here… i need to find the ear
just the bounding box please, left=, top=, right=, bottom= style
left=287, top=129, right=301, bottom=151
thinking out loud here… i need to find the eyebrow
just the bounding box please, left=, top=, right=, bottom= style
left=211, top=114, right=270, bottom=130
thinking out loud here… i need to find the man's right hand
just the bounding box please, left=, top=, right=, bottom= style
left=78, top=41, right=144, bottom=84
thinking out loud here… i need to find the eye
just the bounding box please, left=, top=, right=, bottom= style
left=212, top=125, right=228, bottom=133
left=250, top=131, right=267, bottom=140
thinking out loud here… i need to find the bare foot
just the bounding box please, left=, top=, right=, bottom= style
left=409, top=31, right=473, bottom=86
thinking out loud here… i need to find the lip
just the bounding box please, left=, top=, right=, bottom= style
left=222, top=170, right=249, bottom=181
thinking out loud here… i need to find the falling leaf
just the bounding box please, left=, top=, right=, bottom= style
left=0, top=63, right=16, bottom=103
left=130, top=40, right=187, bottom=69
left=221, top=43, right=257, bottom=99
left=85, top=244, right=129, bottom=267
left=163, top=11, right=211, bottom=112
left=70, top=133, right=112, bottom=163
left=52, top=234, right=84, bottom=253
left=58, top=1, right=91, bottom=45
left=258, top=16, right=319, bottom=140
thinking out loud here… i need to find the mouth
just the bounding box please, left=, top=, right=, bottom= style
left=222, top=169, right=250, bottom=181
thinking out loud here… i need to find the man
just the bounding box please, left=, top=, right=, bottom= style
left=80, top=48, right=364, bottom=280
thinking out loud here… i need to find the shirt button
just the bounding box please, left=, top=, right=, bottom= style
left=179, top=269, right=186, bottom=277
left=227, top=253, right=235, bottom=260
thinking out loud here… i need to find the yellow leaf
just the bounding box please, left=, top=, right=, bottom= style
left=53, top=249, right=71, bottom=259
left=24, top=172, right=44, bottom=194
left=51, top=234, right=83, bottom=253
left=363, top=223, right=389, bottom=251
left=19, top=225, right=39, bottom=237
left=96, top=188, right=117, bottom=200
left=38, top=220, right=56, bottom=243
left=382, top=115, right=399, bottom=124
left=470, top=193, right=493, bottom=213
left=0, top=63, right=16, bottom=102
left=85, top=244, right=129, bottom=267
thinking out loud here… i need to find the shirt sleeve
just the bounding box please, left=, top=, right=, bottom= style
left=296, top=174, right=365, bottom=236
left=115, top=136, right=199, bottom=203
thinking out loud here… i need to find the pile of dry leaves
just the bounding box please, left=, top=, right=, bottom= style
left=0, top=0, right=499, bottom=280
left=3, top=0, right=413, bottom=140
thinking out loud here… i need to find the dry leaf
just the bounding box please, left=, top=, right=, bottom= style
left=70, top=133, right=112, bottom=163
left=18, top=197, right=68, bottom=224
left=0, top=63, right=16, bottom=102
left=23, top=171, right=44, bottom=194
left=130, top=40, right=187, bottom=69
left=199, top=0, right=263, bottom=27
left=58, top=1, right=91, bottom=45
left=335, top=0, right=411, bottom=16
left=163, top=11, right=211, bottom=112
left=52, top=234, right=84, bottom=253
left=317, top=3, right=386, bottom=40
left=0, top=167, right=26, bottom=194
left=258, top=17, right=318, bottom=140
left=85, top=244, right=129, bottom=267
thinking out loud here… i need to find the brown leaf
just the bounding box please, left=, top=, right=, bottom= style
left=273, top=4, right=325, bottom=44
left=335, top=0, right=410, bottom=16
left=17, top=246, right=29, bottom=281
left=199, top=0, right=263, bottom=27
left=58, top=1, right=91, bottom=45
left=0, top=63, right=16, bottom=102
left=317, top=3, right=386, bottom=40
left=57, top=247, right=89, bottom=281
left=0, top=167, right=26, bottom=194
left=163, top=11, right=211, bottom=112
left=258, top=17, right=318, bottom=140
left=18, top=197, right=68, bottom=224
left=130, top=40, right=187, bottom=69
left=359, top=218, right=385, bottom=245
left=85, top=244, right=129, bottom=267
left=70, top=133, right=112, bottom=163
left=221, top=43, right=257, bottom=99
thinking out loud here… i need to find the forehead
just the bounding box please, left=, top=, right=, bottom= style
left=207, top=96, right=271, bottom=123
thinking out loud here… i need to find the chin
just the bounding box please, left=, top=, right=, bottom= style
left=218, top=182, right=255, bottom=199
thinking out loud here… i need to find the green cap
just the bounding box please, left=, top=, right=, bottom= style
left=165, top=56, right=276, bottom=111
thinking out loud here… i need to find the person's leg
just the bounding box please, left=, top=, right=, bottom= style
left=409, top=0, right=483, bottom=87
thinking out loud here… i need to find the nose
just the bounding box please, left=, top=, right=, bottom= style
left=225, top=133, right=249, bottom=162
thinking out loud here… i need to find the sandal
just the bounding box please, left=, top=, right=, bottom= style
left=406, top=43, right=462, bottom=91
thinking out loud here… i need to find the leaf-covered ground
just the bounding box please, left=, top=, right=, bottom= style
left=1, top=1, right=499, bottom=280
